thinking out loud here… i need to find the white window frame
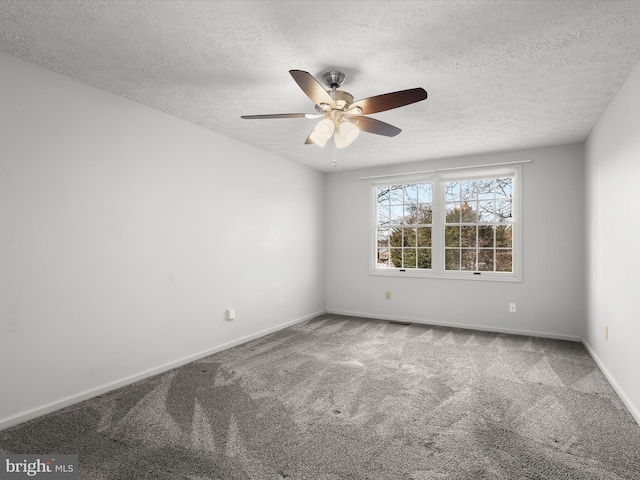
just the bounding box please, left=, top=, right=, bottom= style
left=369, top=164, right=522, bottom=282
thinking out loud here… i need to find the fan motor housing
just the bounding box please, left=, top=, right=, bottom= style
left=316, top=88, right=354, bottom=113
left=330, top=89, right=354, bottom=106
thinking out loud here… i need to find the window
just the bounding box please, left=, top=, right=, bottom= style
left=376, top=183, right=433, bottom=270
left=444, top=178, right=513, bottom=273
left=370, top=165, right=521, bottom=282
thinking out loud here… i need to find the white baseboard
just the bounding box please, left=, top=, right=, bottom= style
left=581, top=339, right=640, bottom=426
left=0, top=310, right=325, bottom=431
left=326, top=309, right=583, bottom=342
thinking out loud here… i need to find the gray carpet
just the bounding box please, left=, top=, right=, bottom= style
left=1, top=314, right=639, bottom=479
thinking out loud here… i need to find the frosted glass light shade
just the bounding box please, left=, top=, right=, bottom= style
left=334, top=121, right=359, bottom=149
left=315, top=118, right=335, bottom=140
left=309, top=130, right=329, bottom=147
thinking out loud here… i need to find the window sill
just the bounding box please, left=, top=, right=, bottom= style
left=369, top=268, right=522, bottom=283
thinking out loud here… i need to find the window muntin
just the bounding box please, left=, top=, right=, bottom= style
left=370, top=166, right=521, bottom=282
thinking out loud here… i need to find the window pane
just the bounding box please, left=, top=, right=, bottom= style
left=496, top=200, right=512, bottom=222
left=460, top=181, right=475, bottom=202
left=478, top=249, right=494, bottom=271
left=390, top=205, right=403, bottom=224
left=390, top=248, right=402, bottom=268
left=445, top=249, right=460, bottom=270
left=403, top=249, right=416, bottom=268
left=478, top=225, right=494, bottom=247
left=477, top=179, right=496, bottom=199
left=477, top=201, right=495, bottom=222
left=377, top=228, right=390, bottom=246
left=461, top=249, right=477, bottom=271
left=403, top=227, right=416, bottom=246
left=460, top=203, right=476, bottom=222
left=496, top=225, right=512, bottom=248
left=390, top=186, right=404, bottom=205
left=416, top=204, right=432, bottom=223
left=446, top=203, right=460, bottom=223
left=445, top=182, right=459, bottom=203
left=390, top=228, right=402, bottom=247
left=417, top=249, right=431, bottom=269
left=496, top=249, right=512, bottom=272
left=417, top=227, right=431, bottom=247
left=377, top=186, right=390, bottom=204
left=404, top=184, right=418, bottom=204
left=445, top=226, right=459, bottom=247
left=377, top=248, right=390, bottom=268
left=418, top=183, right=432, bottom=203
left=461, top=226, right=475, bottom=247
left=377, top=206, right=390, bottom=225
left=495, top=178, right=512, bottom=198
left=405, top=203, right=419, bottom=224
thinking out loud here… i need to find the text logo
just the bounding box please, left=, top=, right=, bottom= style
left=0, top=455, right=77, bottom=480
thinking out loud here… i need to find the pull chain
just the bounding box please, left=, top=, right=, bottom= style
left=332, top=138, right=337, bottom=167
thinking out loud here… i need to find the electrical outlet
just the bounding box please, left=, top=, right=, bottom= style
left=278, top=296, right=283, bottom=307
left=509, top=303, right=516, bottom=313
left=385, top=291, right=392, bottom=300
left=226, top=309, right=235, bottom=321
left=604, top=325, right=608, bottom=340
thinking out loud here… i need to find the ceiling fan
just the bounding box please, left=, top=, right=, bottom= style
left=241, top=70, right=427, bottom=149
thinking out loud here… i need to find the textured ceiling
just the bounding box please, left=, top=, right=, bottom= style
left=1, top=1, right=640, bottom=172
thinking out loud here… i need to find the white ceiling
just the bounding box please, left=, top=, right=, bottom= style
left=1, top=1, right=640, bottom=172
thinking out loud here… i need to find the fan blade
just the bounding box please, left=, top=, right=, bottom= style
left=350, top=88, right=427, bottom=115
left=351, top=116, right=402, bottom=137
left=241, top=113, right=308, bottom=119
left=290, top=70, right=336, bottom=108
left=305, top=131, right=314, bottom=144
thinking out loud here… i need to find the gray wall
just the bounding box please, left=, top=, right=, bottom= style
left=0, top=52, right=326, bottom=428
left=585, top=60, right=640, bottom=423
left=326, top=143, right=586, bottom=340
